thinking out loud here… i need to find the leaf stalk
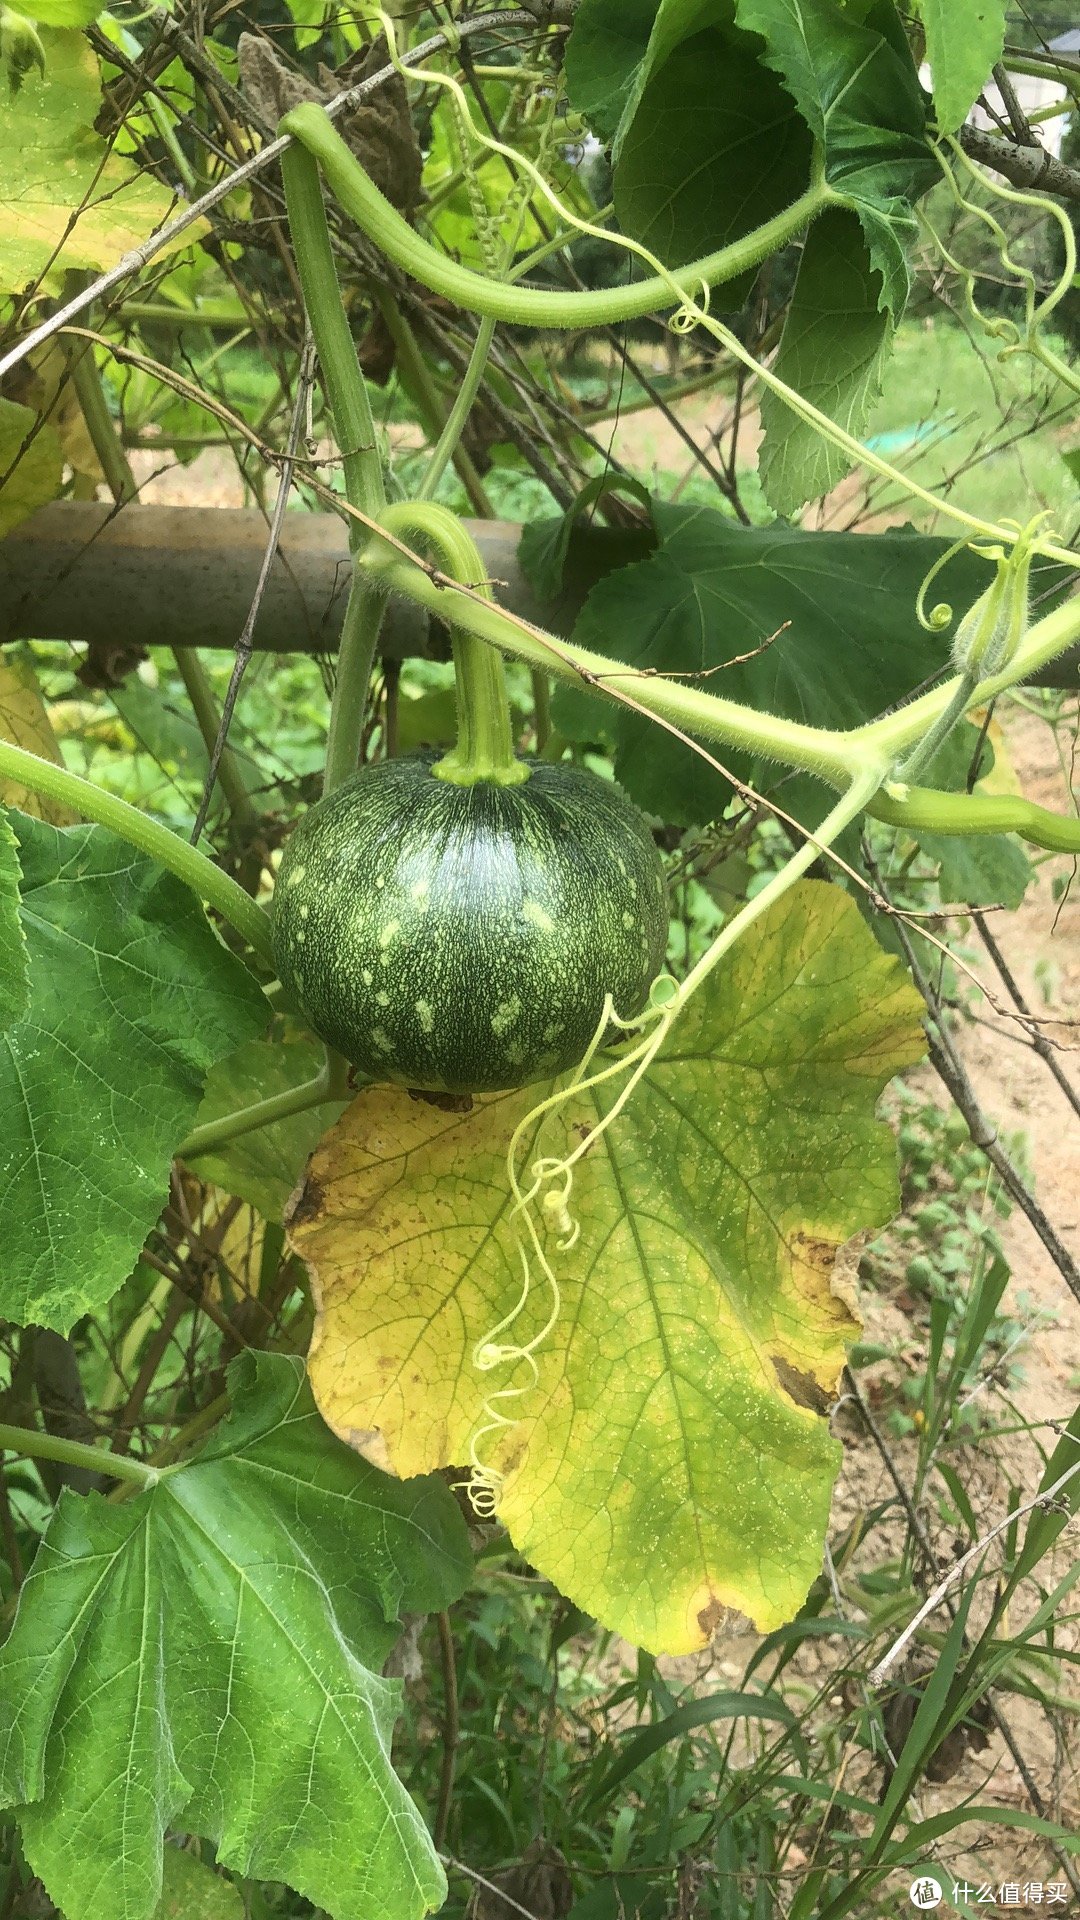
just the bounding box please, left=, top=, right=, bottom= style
left=0, top=1422, right=157, bottom=1490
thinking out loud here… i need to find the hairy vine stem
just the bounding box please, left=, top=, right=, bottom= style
left=358, top=525, right=1080, bottom=851
left=278, top=104, right=831, bottom=332
left=177, top=1059, right=345, bottom=1161
left=279, top=92, right=1080, bottom=567
left=279, top=138, right=390, bottom=793
left=377, top=503, right=526, bottom=786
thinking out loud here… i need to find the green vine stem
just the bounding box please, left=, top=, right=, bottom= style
left=279, top=103, right=831, bottom=331
left=417, top=313, right=496, bottom=503
left=895, top=668, right=979, bottom=785
left=378, top=501, right=527, bottom=786
left=682, top=764, right=889, bottom=998
left=373, top=289, right=494, bottom=516
left=63, top=313, right=138, bottom=507
left=362, top=531, right=853, bottom=782
left=322, top=578, right=391, bottom=793
left=0, top=1421, right=159, bottom=1489
left=284, top=97, right=1080, bottom=570
left=279, top=142, right=385, bottom=525
left=869, top=783, right=1080, bottom=852
left=0, top=740, right=275, bottom=963
left=358, top=528, right=1080, bottom=851
left=280, top=138, right=389, bottom=794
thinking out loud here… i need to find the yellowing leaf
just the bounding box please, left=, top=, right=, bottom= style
left=0, top=396, right=63, bottom=537
left=6, top=342, right=105, bottom=482
left=0, top=31, right=199, bottom=294
left=292, top=882, right=924, bottom=1654
left=0, top=647, right=77, bottom=823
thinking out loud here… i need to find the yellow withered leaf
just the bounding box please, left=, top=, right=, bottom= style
left=290, top=883, right=924, bottom=1653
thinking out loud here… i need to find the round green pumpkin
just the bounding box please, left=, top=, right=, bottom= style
left=272, top=754, right=669, bottom=1094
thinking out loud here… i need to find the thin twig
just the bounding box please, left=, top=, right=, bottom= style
left=440, top=1857, right=542, bottom=1920
left=957, top=124, right=1080, bottom=204
left=191, top=332, right=316, bottom=843
left=924, top=1023, right=1080, bottom=1304
left=972, top=909, right=1080, bottom=1123
left=140, top=1248, right=240, bottom=1346
left=869, top=1457, right=1080, bottom=1688
left=869, top=860, right=1080, bottom=1307
left=991, top=63, right=1039, bottom=146
left=108, top=1288, right=189, bottom=1458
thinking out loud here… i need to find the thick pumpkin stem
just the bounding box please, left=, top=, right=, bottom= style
left=376, top=502, right=528, bottom=788
left=438, top=629, right=529, bottom=788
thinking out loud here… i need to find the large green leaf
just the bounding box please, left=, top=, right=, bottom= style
left=921, top=0, right=1006, bottom=136
left=518, top=473, right=657, bottom=629
left=293, top=883, right=924, bottom=1654
left=551, top=505, right=992, bottom=826
left=189, top=1034, right=347, bottom=1219
left=0, top=31, right=198, bottom=293
left=758, top=209, right=894, bottom=513
left=612, top=18, right=812, bottom=281
left=566, top=0, right=932, bottom=316
left=735, top=0, right=935, bottom=317
left=0, top=397, right=63, bottom=538
left=0, top=815, right=269, bottom=1332
left=612, top=0, right=734, bottom=155
left=0, top=1351, right=471, bottom=1920
left=563, top=0, right=659, bottom=145
left=920, top=825, right=1032, bottom=910
left=0, top=811, right=28, bottom=1030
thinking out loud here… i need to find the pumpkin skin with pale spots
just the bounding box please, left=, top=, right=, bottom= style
left=272, top=754, right=669, bottom=1094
